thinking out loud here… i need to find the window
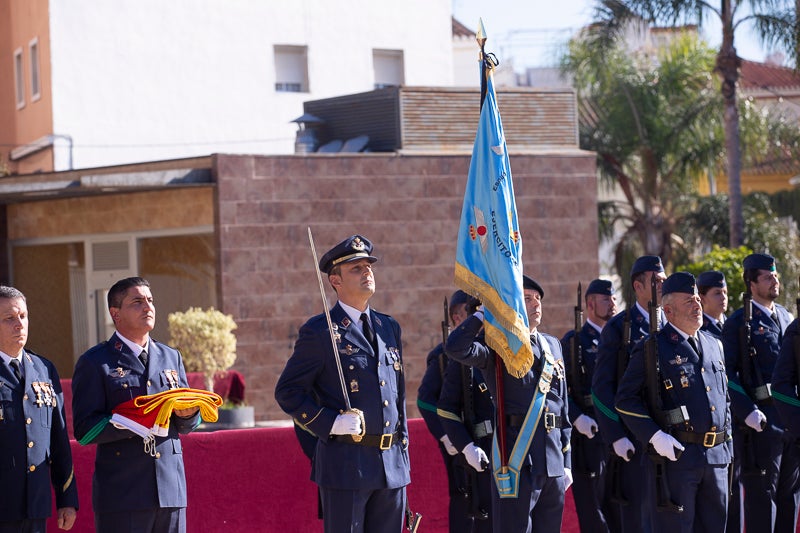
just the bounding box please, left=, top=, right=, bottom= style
left=274, top=45, right=309, bottom=93
left=373, top=49, right=404, bottom=89
left=13, top=48, right=24, bottom=109
left=29, top=38, right=40, bottom=101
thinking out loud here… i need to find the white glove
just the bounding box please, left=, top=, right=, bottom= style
left=564, top=467, right=573, bottom=490
left=649, top=430, right=684, bottom=461
left=612, top=437, right=635, bottom=461
left=440, top=434, right=458, bottom=456
left=574, top=414, right=598, bottom=439
left=745, top=409, right=767, bottom=432
left=462, top=442, right=489, bottom=472
left=330, top=412, right=363, bottom=435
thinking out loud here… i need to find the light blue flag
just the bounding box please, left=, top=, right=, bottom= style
left=454, top=66, right=532, bottom=379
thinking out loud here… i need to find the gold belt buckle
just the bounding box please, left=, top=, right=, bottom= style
left=703, top=431, right=718, bottom=447
left=380, top=433, right=393, bottom=450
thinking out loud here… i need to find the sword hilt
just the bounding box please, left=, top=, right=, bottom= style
left=341, top=407, right=366, bottom=442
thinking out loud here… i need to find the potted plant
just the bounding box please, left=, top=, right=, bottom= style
left=168, top=307, right=254, bottom=428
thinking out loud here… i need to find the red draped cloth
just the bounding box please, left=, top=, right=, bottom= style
left=47, top=417, right=579, bottom=532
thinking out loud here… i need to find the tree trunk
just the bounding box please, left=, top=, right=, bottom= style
left=717, top=1, right=744, bottom=247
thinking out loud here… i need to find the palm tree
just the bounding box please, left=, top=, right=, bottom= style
left=563, top=31, right=725, bottom=273
left=585, top=0, right=799, bottom=247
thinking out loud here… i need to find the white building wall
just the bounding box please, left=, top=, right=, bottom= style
left=48, top=0, right=453, bottom=169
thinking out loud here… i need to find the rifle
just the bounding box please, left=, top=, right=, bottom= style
left=644, top=274, right=684, bottom=513
left=457, top=364, right=489, bottom=520
left=616, top=310, right=631, bottom=383
left=609, top=309, right=631, bottom=506
left=795, top=278, right=800, bottom=395
left=737, top=288, right=768, bottom=476
left=569, top=282, right=587, bottom=410
left=440, top=296, right=449, bottom=376
left=741, top=291, right=770, bottom=404
left=569, top=283, right=596, bottom=477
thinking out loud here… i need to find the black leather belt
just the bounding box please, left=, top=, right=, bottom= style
left=672, top=428, right=730, bottom=448
left=331, top=431, right=403, bottom=450
left=507, top=413, right=562, bottom=430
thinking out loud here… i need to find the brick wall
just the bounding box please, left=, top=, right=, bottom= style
left=214, top=151, right=599, bottom=421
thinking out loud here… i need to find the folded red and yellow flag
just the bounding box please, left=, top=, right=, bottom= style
left=111, top=387, right=223, bottom=438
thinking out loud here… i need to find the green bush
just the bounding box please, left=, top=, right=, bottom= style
left=678, top=245, right=751, bottom=312
left=168, top=307, right=237, bottom=394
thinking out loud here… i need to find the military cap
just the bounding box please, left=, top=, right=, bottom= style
left=522, top=275, right=544, bottom=298
left=319, top=234, right=377, bottom=274
left=585, top=279, right=614, bottom=296
left=449, top=290, right=470, bottom=312
left=661, top=272, right=697, bottom=296
left=630, top=255, right=665, bottom=278
left=743, top=253, right=776, bottom=272
left=696, top=270, right=726, bottom=289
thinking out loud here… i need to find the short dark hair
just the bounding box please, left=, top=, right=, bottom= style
left=108, top=277, right=150, bottom=309
left=0, top=286, right=25, bottom=301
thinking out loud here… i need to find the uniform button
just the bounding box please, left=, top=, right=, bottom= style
left=711, top=426, right=717, bottom=431
left=155, top=452, right=161, bottom=459
left=23, top=394, right=28, bottom=400
left=701, top=368, right=705, bottom=373
left=26, top=417, right=32, bottom=425
left=28, top=441, right=34, bottom=448
left=383, top=400, right=389, bottom=407
left=385, top=421, right=390, bottom=427
left=710, top=406, right=716, bottom=411
left=29, top=465, right=36, bottom=472
left=349, top=365, right=355, bottom=370
left=706, top=386, right=711, bottom=392
left=380, top=380, right=386, bottom=386
left=147, top=380, right=152, bottom=387
left=123, top=383, right=129, bottom=389
left=545, top=406, right=550, bottom=412
left=115, top=452, right=121, bottom=456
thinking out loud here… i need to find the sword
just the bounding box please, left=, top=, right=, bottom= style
left=308, top=227, right=365, bottom=442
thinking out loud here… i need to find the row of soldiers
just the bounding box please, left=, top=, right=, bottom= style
left=419, top=252, right=800, bottom=532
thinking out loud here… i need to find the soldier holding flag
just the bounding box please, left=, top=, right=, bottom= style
left=446, top=276, right=571, bottom=532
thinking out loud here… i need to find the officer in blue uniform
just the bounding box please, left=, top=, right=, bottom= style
left=560, top=278, right=618, bottom=532
left=591, top=255, right=666, bottom=532
left=275, top=235, right=410, bottom=533
left=721, top=253, right=799, bottom=533
left=616, top=272, right=732, bottom=532
left=445, top=275, right=571, bottom=533
left=417, top=290, right=474, bottom=531
left=436, top=353, right=494, bottom=532
left=698, top=271, right=728, bottom=338
left=72, top=277, right=201, bottom=533
left=0, top=286, right=78, bottom=533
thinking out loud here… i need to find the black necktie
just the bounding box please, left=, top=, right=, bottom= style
left=139, top=349, right=149, bottom=368
left=9, top=359, right=22, bottom=381
left=361, top=313, right=377, bottom=353
left=687, top=336, right=700, bottom=356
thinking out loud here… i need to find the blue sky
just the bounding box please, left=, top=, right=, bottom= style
left=452, top=0, right=776, bottom=71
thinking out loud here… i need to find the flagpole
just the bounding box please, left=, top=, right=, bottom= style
left=476, top=17, right=508, bottom=474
